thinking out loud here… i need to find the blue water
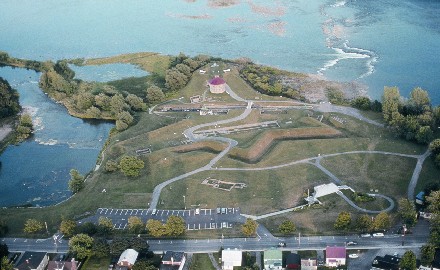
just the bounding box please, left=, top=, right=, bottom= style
left=70, top=63, right=148, bottom=82
left=0, top=0, right=439, bottom=205
left=0, top=67, right=113, bottom=206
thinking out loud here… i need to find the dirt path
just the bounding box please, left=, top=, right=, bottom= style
left=0, top=125, right=13, bottom=142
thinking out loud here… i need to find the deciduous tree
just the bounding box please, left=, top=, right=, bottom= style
left=69, top=234, right=94, bottom=260
left=1, top=256, right=13, bottom=270
left=165, top=216, right=185, bottom=236
left=355, top=214, right=372, bottom=232
left=128, top=216, right=144, bottom=234
left=241, top=218, right=258, bottom=237
left=146, top=85, right=165, bottom=103
left=119, top=155, right=145, bottom=177
left=23, top=219, right=44, bottom=234
left=399, top=250, right=417, bottom=270
left=60, top=219, right=77, bottom=237
left=97, top=217, right=113, bottom=236
left=278, top=220, right=296, bottom=234
left=426, top=190, right=440, bottom=214
left=146, top=220, right=167, bottom=237
left=420, top=244, right=435, bottom=267
left=68, top=169, right=85, bottom=194
left=334, top=211, right=351, bottom=231
left=398, top=198, right=417, bottom=227
left=92, top=237, right=110, bottom=258
left=105, top=159, right=119, bottom=172
left=372, top=212, right=391, bottom=231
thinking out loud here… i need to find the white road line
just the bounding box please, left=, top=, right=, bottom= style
left=109, top=209, right=113, bottom=215
left=140, top=210, right=144, bottom=215
left=104, top=208, right=108, bottom=214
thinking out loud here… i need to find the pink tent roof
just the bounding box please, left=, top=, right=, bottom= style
left=209, top=77, right=225, bottom=85
left=326, top=247, right=346, bottom=259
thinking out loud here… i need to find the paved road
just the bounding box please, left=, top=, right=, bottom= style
left=408, top=149, right=431, bottom=200
left=316, top=102, right=384, bottom=127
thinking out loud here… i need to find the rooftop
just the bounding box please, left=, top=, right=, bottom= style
left=326, top=246, right=346, bottom=259
left=209, top=76, right=226, bottom=85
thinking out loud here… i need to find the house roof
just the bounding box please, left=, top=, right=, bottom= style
left=286, top=253, right=301, bottom=265
left=372, top=255, right=400, bottom=270
left=47, top=259, right=78, bottom=270
left=326, top=247, right=346, bottom=259
left=222, top=249, right=242, bottom=266
left=118, top=249, right=138, bottom=266
left=209, top=76, right=226, bottom=85
left=15, top=252, right=47, bottom=270
left=264, top=249, right=282, bottom=260
left=162, top=251, right=185, bottom=263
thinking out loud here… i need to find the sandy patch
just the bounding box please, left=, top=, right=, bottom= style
left=267, top=21, right=287, bottom=36
left=0, top=125, right=13, bottom=142
left=167, top=12, right=213, bottom=20
left=227, top=16, right=247, bottom=23
left=247, top=0, right=286, bottom=17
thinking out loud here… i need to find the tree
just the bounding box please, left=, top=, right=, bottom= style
left=372, top=212, right=391, bottom=231
left=54, top=60, right=75, bottom=81
left=146, top=85, right=165, bottom=103
left=1, top=256, right=13, bottom=270
left=426, top=190, right=440, bottom=214
left=75, top=92, right=94, bottom=111
left=110, top=94, right=128, bottom=115
left=126, top=94, right=146, bottom=111
left=95, top=93, right=111, bottom=111
left=23, top=218, right=44, bottom=234
left=0, top=220, right=8, bottom=237
left=355, top=214, right=373, bottom=232
left=69, top=234, right=94, bottom=260
left=110, top=238, right=131, bottom=256
left=146, top=219, right=167, bottom=237
left=76, top=222, right=97, bottom=236
left=92, top=237, right=110, bottom=258
left=0, top=244, right=8, bottom=260
left=105, top=159, right=119, bottom=172
left=97, top=216, right=113, bottom=236
left=399, top=250, right=417, bottom=270
left=115, top=120, right=128, bottom=131
left=132, top=260, right=156, bottom=270
left=415, top=126, right=433, bottom=144
left=68, top=169, right=85, bottom=194
left=85, top=106, right=101, bottom=118
left=119, top=155, right=145, bottom=177
left=278, top=220, right=296, bottom=234
left=382, top=86, right=401, bottom=124
left=128, top=216, right=144, bottom=234
left=429, top=139, right=440, bottom=156
left=129, top=237, right=149, bottom=255
left=398, top=198, right=418, bottom=227
left=241, top=218, right=258, bottom=237
left=117, top=111, right=134, bottom=126
left=165, top=69, right=189, bottom=91
left=409, top=87, right=430, bottom=111
left=351, top=97, right=371, bottom=110
left=420, top=244, right=435, bottom=266
left=175, top=63, right=191, bottom=77
left=165, top=216, right=185, bottom=236
left=60, top=219, right=77, bottom=237
left=0, top=77, right=20, bottom=118
left=334, top=211, right=351, bottom=231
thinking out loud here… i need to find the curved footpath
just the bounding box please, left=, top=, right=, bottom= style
left=148, top=87, right=429, bottom=218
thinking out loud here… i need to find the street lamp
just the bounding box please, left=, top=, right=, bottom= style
left=183, top=195, right=186, bottom=210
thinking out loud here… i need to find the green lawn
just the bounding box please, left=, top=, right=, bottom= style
left=82, top=256, right=111, bottom=270
left=189, top=254, right=216, bottom=270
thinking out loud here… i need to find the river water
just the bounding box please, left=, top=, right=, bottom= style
left=0, top=0, right=439, bottom=206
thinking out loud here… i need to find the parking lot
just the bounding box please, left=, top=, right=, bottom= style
left=81, top=207, right=241, bottom=231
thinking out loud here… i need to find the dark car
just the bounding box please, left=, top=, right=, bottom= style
left=277, top=242, right=286, bottom=247
left=346, top=241, right=358, bottom=246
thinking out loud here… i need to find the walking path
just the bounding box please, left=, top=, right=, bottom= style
left=148, top=85, right=430, bottom=220
left=208, top=253, right=221, bottom=270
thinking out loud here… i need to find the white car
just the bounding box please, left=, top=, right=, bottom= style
left=195, top=208, right=200, bottom=215
left=349, top=254, right=359, bottom=259
left=361, top=233, right=371, bottom=237
left=373, top=232, right=384, bottom=237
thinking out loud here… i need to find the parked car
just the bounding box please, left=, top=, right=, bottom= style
left=373, top=232, right=384, bottom=237
left=346, top=241, right=358, bottom=246
left=221, top=208, right=226, bottom=214
left=361, top=233, right=371, bottom=237
left=277, top=242, right=286, bottom=247
left=151, top=209, right=157, bottom=215
left=349, top=254, right=359, bottom=259
left=216, top=208, right=221, bottom=214
left=195, top=208, right=200, bottom=215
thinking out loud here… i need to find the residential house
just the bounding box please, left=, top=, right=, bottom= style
left=116, top=249, right=138, bottom=270
left=301, top=258, right=318, bottom=270
left=325, top=246, right=346, bottom=267
left=160, top=251, right=186, bottom=270
left=264, top=249, right=282, bottom=270
left=47, top=258, right=78, bottom=270
left=221, top=249, right=242, bottom=270
left=14, top=252, right=49, bottom=270
left=286, top=253, right=301, bottom=269
left=371, top=255, right=400, bottom=270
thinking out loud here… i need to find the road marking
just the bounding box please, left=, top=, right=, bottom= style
left=172, top=210, right=175, bottom=215
left=182, top=211, right=185, bottom=217
left=140, top=210, right=144, bottom=215
left=167, top=210, right=169, bottom=215
left=109, top=209, right=113, bottom=215
left=104, top=208, right=108, bottom=214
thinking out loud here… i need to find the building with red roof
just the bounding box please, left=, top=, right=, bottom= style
left=208, top=76, right=226, bottom=93
left=325, top=246, right=346, bottom=267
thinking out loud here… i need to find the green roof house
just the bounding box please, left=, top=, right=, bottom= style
left=264, top=249, right=282, bottom=270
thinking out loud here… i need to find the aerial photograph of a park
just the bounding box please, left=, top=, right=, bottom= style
left=1, top=0, right=440, bottom=269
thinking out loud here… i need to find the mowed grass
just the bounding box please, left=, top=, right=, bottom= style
left=320, top=153, right=417, bottom=199
left=82, top=256, right=111, bottom=270
left=189, top=254, right=216, bottom=270
left=158, top=164, right=330, bottom=215
left=416, top=156, right=440, bottom=193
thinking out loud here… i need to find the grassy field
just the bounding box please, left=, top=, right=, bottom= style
left=189, top=253, right=216, bottom=270
left=82, top=256, right=111, bottom=270
left=158, top=164, right=329, bottom=215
